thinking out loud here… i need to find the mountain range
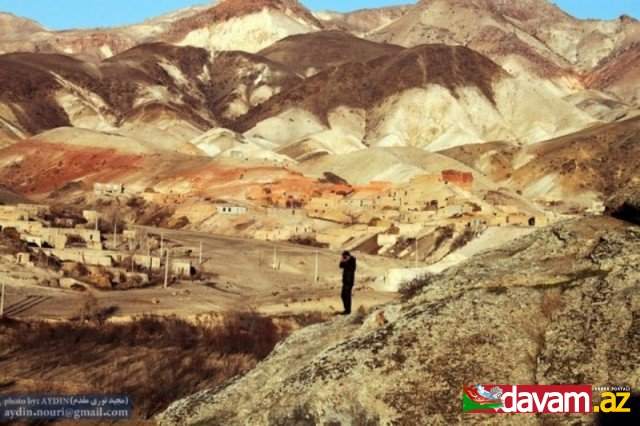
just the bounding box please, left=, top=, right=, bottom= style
left=0, top=0, right=638, bottom=211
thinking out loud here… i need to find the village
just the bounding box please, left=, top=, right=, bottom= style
left=0, top=196, right=200, bottom=292
left=0, top=168, right=560, bottom=298
left=241, top=169, right=556, bottom=255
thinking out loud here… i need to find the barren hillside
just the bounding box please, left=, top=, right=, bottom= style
left=0, top=13, right=46, bottom=40
left=368, top=0, right=576, bottom=81
left=441, top=116, right=640, bottom=210
left=161, top=0, right=323, bottom=53
left=0, top=0, right=322, bottom=60
left=585, top=43, right=640, bottom=105
left=313, top=5, right=414, bottom=34
left=0, top=43, right=301, bottom=146
left=257, top=30, right=404, bottom=76
left=367, top=0, right=640, bottom=99
left=235, top=43, right=594, bottom=150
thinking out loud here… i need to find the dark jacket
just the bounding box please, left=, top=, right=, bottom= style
left=340, top=256, right=356, bottom=287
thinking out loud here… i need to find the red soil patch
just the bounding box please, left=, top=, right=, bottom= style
left=0, top=141, right=146, bottom=196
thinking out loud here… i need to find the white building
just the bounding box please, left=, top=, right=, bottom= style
left=94, top=183, right=124, bottom=196
left=217, top=205, right=248, bottom=215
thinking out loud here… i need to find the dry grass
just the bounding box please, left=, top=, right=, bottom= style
left=523, top=290, right=566, bottom=369
left=399, top=275, right=434, bottom=302
left=0, top=310, right=298, bottom=419
left=540, top=290, right=566, bottom=321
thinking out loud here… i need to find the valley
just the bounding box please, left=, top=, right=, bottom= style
left=0, top=0, right=638, bottom=423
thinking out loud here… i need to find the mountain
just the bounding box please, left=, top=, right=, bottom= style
left=512, top=10, right=640, bottom=70
left=234, top=42, right=594, bottom=151
left=160, top=0, right=323, bottom=53
left=0, top=0, right=322, bottom=60
left=367, top=0, right=577, bottom=82
left=366, top=0, right=640, bottom=95
left=313, top=5, right=414, bottom=34
left=0, top=43, right=300, bottom=148
left=0, top=13, right=46, bottom=40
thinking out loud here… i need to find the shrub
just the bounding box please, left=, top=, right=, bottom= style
left=433, top=226, right=454, bottom=252
left=351, top=305, right=369, bottom=324
left=450, top=228, right=476, bottom=251
left=2, top=227, right=21, bottom=242
left=399, top=275, right=434, bottom=301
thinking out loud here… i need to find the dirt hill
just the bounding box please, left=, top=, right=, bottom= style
left=367, top=0, right=576, bottom=81
left=161, top=0, right=322, bottom=53
left=0, top=13, right=46, bottom=40
left=235, top=43, right=506, bottom=130
left=0, top=0, right=321, bottom=60
left=585, top=43, right=640, bottom=105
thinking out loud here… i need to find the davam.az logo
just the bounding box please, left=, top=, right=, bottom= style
left=463, top=384, right=632, bottom=414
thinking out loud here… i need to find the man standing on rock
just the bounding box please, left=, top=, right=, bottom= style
left=339, top=251, right=356, bottom=315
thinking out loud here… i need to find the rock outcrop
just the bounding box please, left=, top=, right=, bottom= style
left=160, top=216, right=640, bottom=424
left=606, top=190, right=640, bottom=225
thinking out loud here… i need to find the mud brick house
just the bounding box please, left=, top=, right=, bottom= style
left=441, top=170, right=473, bottom=190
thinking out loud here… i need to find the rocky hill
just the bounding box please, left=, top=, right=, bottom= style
left=0, top=13, right=46, bottom=40
left=160, top=0, right=323, bottom=53
left=585, top=43, right=640, bottom=105
left=0, top=0, right=321, bottom=60
left=367, top=0, right=576, bottom=82
left=159, top=215, right=640, bottom=424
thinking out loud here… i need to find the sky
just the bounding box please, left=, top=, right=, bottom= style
left=0, top=0, right=638, bottom=30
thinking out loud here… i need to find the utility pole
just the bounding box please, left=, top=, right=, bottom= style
left=273, top=244, right=277, bottom=271
left=314, top=250, right=319, bottom=283
left=199, top=240, right=203, bottom=265
left=95, top=213, right=99, bottom=231
left=164, top=249, right=170, bottom=289
left=415, top=238, right=418, bottom=268
left=113, top=217, right=118, bottom=250
left=0, top=283, right=5, bottom=318
left=160, top=233, right=164, bottom=255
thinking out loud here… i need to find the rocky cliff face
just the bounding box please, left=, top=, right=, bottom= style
left=160, top=216, right=640, bottom=424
